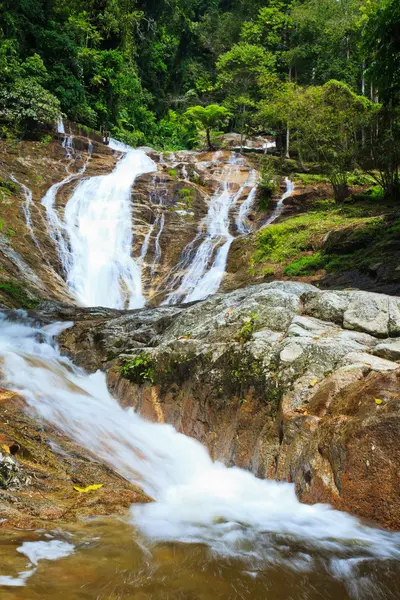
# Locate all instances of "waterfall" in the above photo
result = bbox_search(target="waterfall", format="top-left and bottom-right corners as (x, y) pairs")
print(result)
(41, 143), (93, 271)
(10, 176), (41, 250)
(265, 177), (294, 226)
(164, 154), (256, 304)
(0, 313), (399, 590)
(62, 135), (74, 159)
(56, 118), (65, 134)
(150, 213), (165, 275)
(236, 168), (259, 235)
(63, 149), (156, 309)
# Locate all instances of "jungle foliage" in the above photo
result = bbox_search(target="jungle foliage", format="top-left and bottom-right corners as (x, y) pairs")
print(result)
(0, 0), (399, 174)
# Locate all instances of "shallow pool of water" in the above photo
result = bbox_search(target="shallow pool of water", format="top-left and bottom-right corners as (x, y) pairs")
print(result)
(1, 517), (399, 600)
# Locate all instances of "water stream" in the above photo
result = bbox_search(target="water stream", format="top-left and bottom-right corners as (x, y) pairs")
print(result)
(164, 154), (257, 304)
(264, 177), (294, 226)
(0, 314), (399, 597)
(63, 149), (156, 309)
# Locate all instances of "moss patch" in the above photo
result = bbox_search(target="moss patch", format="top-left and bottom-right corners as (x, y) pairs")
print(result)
(253, 192), (400, 278)
(0, 279), (40, 309)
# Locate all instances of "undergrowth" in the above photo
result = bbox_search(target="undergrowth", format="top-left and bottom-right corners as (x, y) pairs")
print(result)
(253, 192), (400, 278)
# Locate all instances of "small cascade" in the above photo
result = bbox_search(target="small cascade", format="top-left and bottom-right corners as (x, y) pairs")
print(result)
(265, 177), (294, 226)
(62, 135), (74, 159)
(41, 142), (93, 270)
(57, 118), (74, 158)
(164, 154), (257, 304)
(140, 221), (155, 264)
(56, 118), (65, 134)
(10, 176), (41, 249)
(236, 168), (259, 235)
(63, 149), (156, 309)
(0, 313), (399, 595)
(150, 212), (165, 275)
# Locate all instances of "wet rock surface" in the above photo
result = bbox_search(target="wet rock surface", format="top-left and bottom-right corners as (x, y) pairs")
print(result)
(0, 387), (151, 529)
(34, 281), (400, 530)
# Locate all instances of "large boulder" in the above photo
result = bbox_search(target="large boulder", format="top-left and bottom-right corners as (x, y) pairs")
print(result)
(45, 282), (400, 530)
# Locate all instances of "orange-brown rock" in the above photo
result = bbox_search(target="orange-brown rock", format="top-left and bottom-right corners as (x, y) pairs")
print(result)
(0, 386), (151, 530)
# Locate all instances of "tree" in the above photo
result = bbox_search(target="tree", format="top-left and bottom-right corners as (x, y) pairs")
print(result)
(184, 104), (231, 150)
(0, 79), (61, 132)
(262, 80), (377, 201)
(363, 0), (400, 106)
(359, 107), (400, 201)
(217, 43), (276, 144)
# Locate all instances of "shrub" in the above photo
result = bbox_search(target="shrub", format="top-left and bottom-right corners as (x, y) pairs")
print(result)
(234, 312), (259, 343)
(0, 79), (61, 132)
(120, 354), (155, 385)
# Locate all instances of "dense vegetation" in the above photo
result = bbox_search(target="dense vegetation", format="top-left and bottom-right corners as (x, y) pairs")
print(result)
(0, 1), (399, 193)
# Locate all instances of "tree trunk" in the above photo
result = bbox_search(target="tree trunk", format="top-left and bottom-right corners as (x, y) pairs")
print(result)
(240, 103), (247, 150)
(285, 126), (290, 159)
(332, 183), (350, 203)
(206, 128), (213, 151)
(286, 68), (292, 159)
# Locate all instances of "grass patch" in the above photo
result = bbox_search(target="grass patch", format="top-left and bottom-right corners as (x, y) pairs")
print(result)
(284, 253), (325, 276)
(294, 173), (331, 185)
(253, 192), (400, 278)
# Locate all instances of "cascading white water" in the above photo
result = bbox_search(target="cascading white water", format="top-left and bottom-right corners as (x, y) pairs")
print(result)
(265, 176), (294, 226)
(10, 176), (41, 250)
(63, 149), (156, 309)
(56, 118), (65, 134)
(41, 143), (93, 270)
(164, 154), (257, 304)
(0, 313), (399, 595)
(236, 168), (259, 235)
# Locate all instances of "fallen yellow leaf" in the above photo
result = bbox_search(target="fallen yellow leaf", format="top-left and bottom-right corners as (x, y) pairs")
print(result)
(73, 484), (103, 493)
(310, 378), (318, 387)
(375, 398), (383, 405)
(1, 444), (11, 454)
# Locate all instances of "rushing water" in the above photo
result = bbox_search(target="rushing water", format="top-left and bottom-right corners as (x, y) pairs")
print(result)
(0, 314), (399, 598)
(41, 143), (93, 271)
(236, 168), (259, 234)
(164, 154), (258, 304)
(63, 149), (156, 309)
(264, 177), (294, 226)
(41, 131), (292, 307)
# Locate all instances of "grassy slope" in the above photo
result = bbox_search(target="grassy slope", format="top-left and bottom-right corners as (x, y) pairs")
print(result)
(249, 181), (400, 290)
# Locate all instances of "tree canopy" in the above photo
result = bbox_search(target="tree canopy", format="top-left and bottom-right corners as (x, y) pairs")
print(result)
(0, 0), (398, 166)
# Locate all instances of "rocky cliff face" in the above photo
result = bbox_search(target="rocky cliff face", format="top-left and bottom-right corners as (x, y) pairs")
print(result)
(30, 282), (399, 530)
(0, 133), (266, 308)
(1, 132), (399, 533)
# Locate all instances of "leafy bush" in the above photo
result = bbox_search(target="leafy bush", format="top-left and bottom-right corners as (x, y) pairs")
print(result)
(120, 354), (155, 385)
(0, 79), (61, 132)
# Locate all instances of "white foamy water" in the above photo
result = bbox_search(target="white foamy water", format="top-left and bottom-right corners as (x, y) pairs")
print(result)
(165, 154), (257, 304)
(41, 143), (92, 271)
(63, 149), (156, 308)
(0, 313), (399, 592)
(10, 175), (42, 250)
(236, 168), (259, 235)
(0, 538), (74, 587)
(56, 118), (65, 134)
(265, 177), (294, 226)
(17, 540), (75, 566)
